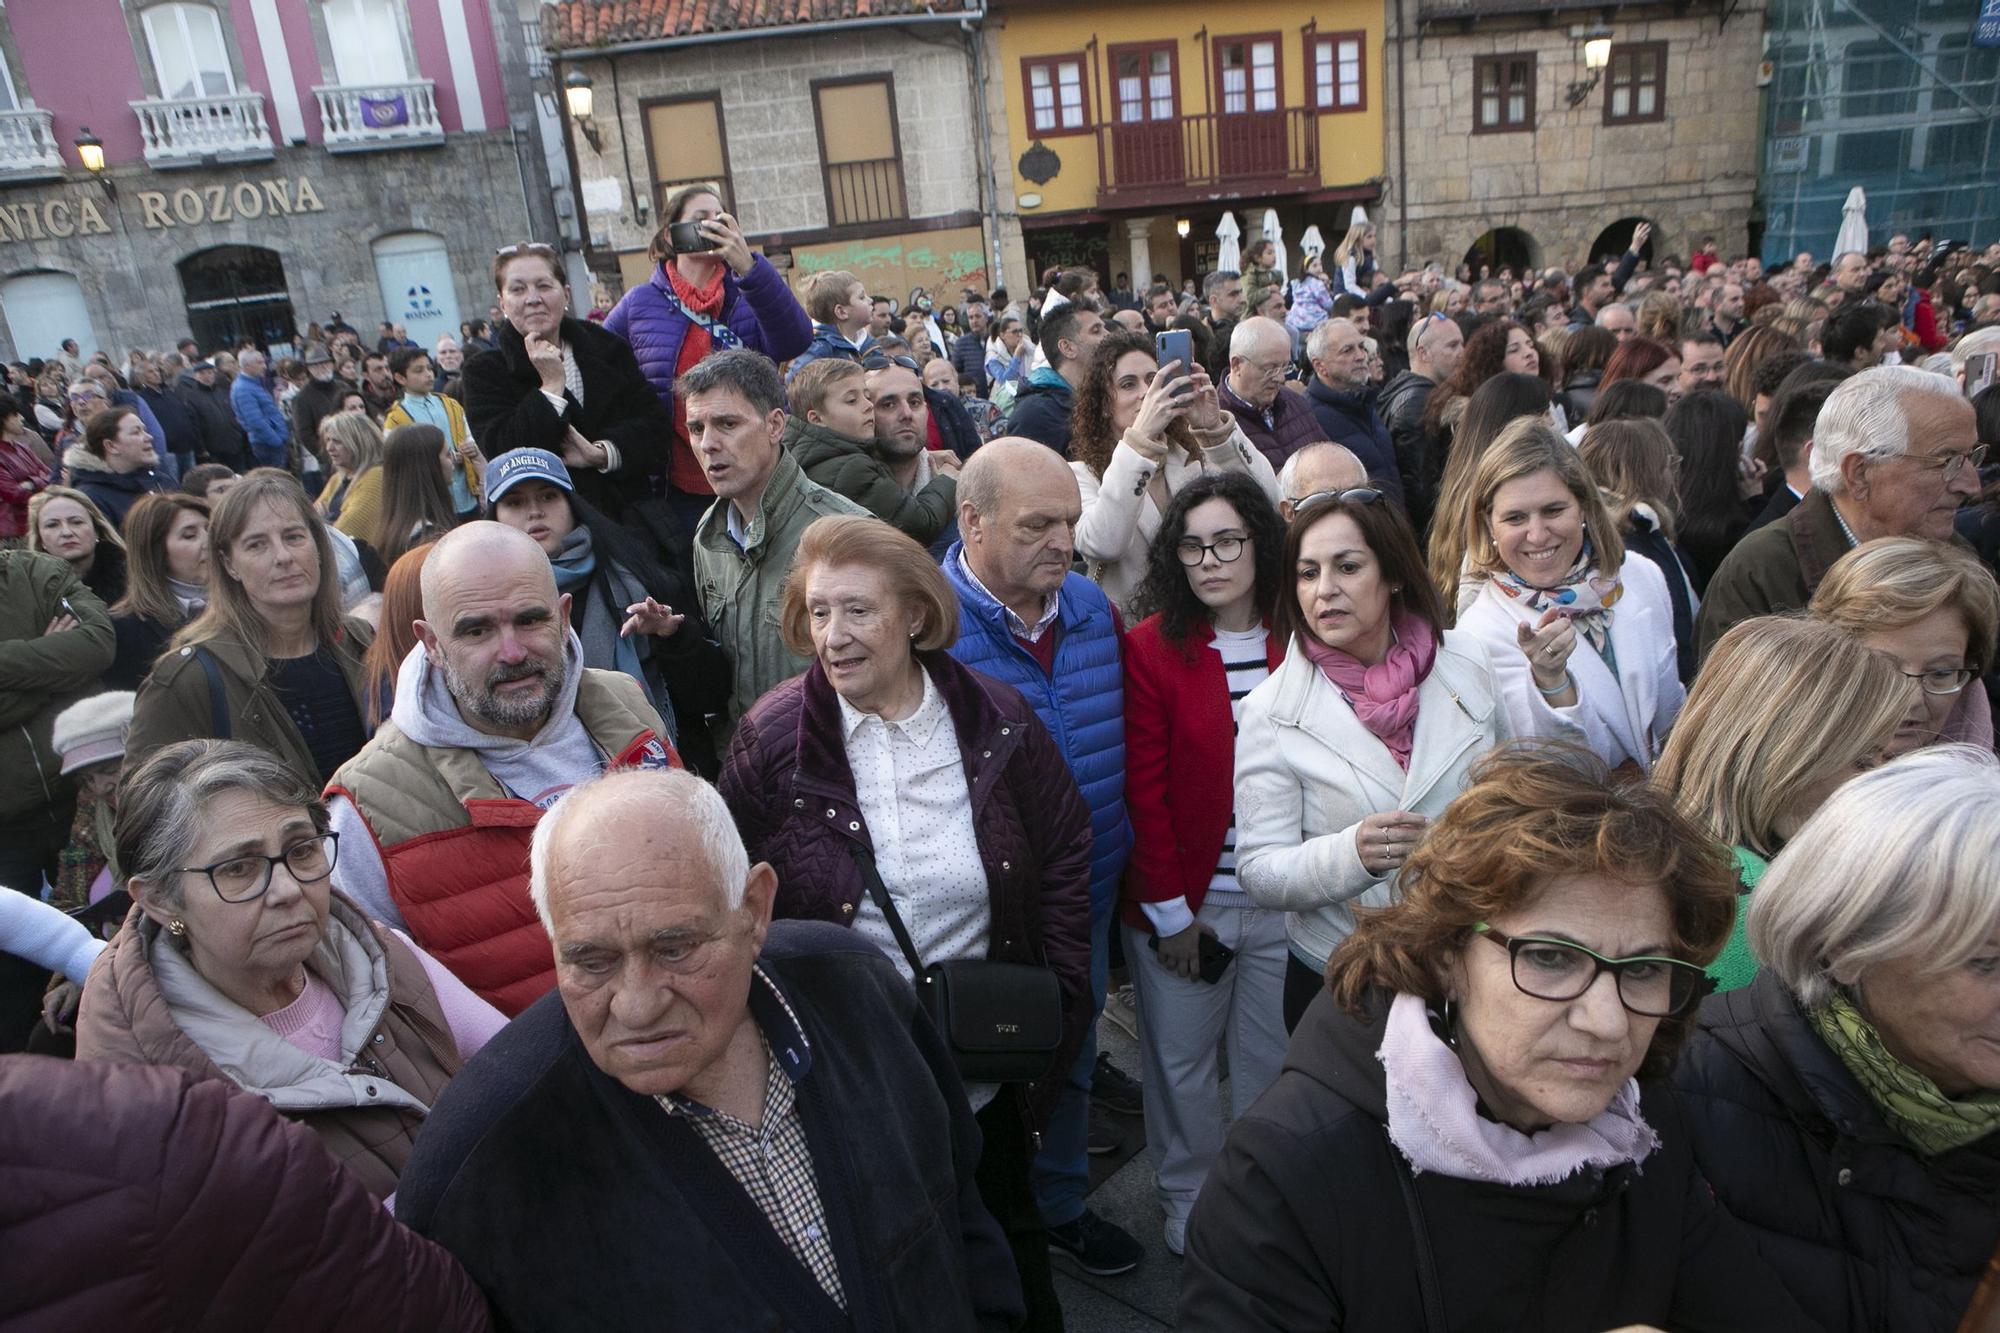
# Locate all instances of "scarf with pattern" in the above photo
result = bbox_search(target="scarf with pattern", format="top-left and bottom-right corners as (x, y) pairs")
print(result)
(1490, 533), (1623, 657)
(1810, 992), (2000, 1156)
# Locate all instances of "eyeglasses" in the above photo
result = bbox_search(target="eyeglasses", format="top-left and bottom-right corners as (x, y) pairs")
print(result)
(178, 832), (340, 904)
(1901, 666), (1975, 695)
(1473, 923), (1712, 1018)
(1910, 443), (1987, 479)
(1290, 487), (1386, 511)
(1175, 534), (1249, 566)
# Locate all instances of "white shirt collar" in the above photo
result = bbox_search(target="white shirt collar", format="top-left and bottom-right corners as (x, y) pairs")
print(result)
(955, 550), (1059, 641)
(836, 662), (947, 746)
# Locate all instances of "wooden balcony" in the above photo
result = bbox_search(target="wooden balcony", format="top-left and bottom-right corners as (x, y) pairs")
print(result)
(129, 93), (274, 167)
(0, 108), (63, 181)
(1097, 108), (1319, 209)
(825, 157), (907, 228)
(314, 80), (445, 152)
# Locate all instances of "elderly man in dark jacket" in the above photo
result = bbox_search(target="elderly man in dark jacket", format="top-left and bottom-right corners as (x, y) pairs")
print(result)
(398, 769), (1024, 1333)
(1217, 317), (1322, 472)
(1301, 317), (1402, 504)
(0, 1056), (491, 1331)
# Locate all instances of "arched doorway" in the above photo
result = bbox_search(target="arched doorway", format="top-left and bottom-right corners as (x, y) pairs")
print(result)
(178, 245), (297, 351)
(1591, 217), (1656, 267)
(1462, 227), (1539, 280)
(1, 270), (96, 359)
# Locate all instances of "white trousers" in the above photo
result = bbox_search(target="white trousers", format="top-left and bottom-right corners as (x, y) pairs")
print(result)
(1123, 900), (1290, 1224)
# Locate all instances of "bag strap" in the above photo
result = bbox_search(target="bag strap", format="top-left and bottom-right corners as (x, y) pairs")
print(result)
(654, 281), (744, 349)
(1387, 1137), (1447, 1333)
(192, 646), (231, 741)
(846, 842), (928, 979)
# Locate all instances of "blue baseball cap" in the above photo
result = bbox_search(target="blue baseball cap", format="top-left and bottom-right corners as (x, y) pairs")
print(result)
(484, 448), (574, 502)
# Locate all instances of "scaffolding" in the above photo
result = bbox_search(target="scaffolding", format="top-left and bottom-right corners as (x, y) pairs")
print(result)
(1757, 0), (2000, 262)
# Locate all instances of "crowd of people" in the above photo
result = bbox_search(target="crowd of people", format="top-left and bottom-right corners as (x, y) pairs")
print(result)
(5, 189), (2000, 1333)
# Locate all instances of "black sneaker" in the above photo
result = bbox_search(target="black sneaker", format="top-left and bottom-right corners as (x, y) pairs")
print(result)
(1087, 1109), (1123, 1156)
(1047, 1208), (1144, 1276)
(1090, 1053), (1144, 1115)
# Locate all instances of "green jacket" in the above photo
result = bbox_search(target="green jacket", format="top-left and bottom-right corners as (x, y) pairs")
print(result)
(783, 415), (956, 545)
(0, 550), (115, 824)
(1706, 845), (1767, 995)
(693, 449), (866, 731)
(125, 620), (375, 787)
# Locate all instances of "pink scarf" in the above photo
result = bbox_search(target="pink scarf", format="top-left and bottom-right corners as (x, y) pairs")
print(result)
(1378, 992), (1659, 1186)
(1300, 609), (1437, 769)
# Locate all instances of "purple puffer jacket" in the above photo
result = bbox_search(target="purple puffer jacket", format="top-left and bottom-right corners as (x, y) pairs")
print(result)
(718, 651), (1094, 1130)
(604, 255), (813, 409)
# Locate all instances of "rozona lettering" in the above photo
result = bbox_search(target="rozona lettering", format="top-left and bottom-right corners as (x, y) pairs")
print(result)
(134, 176), (326, 230)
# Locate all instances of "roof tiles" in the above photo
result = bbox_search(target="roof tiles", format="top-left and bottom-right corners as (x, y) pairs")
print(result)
(547, 0), (978, 50)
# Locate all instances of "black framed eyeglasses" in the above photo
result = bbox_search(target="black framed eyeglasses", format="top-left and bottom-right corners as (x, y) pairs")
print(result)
(1473, 923), (1712, 1018)
(1175, 534), (1249, 566)
(1290, 487), (1385, 512)
(178, 832), (340, 904)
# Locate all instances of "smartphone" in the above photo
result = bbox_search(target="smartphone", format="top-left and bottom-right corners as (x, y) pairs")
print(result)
(1968, 352), (1998, 400)
(1155, 328), (1192, 374)
(668, 219), (719, 254)
(1148, 930), (1237, 984)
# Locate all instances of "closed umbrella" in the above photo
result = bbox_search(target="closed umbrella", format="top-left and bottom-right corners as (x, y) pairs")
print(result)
(1216, 212), (1241, 274)
(1299, 225), (1327, 259)
(1262, 209), (1288, 281)
(1833, 186), (1869, 258)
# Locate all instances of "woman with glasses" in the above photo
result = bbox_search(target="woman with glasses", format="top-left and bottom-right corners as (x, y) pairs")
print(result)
(1183, 746), (1814, 1331)
(1119, 472), (1290, 1256)
(1234, 490), (1507, 1033)
(1808, 536), (2000, 752)
(1068, 330), (1277, 614)
(76, 739), (505, 1202)
(1453, 419), (1684, 774)
(1672, 746), (2000, 1332)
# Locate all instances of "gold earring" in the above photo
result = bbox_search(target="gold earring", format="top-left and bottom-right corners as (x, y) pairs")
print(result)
(168, 919), (189, 938)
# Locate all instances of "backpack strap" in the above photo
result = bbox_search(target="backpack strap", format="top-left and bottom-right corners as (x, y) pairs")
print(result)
(192, 646), (231, 741)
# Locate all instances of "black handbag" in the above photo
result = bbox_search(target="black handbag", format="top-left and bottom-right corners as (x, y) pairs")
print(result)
(849, 844), (1063, 1084)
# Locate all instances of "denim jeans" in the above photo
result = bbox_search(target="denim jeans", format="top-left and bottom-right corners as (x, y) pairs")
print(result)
(1030, 908), (1110, 1228)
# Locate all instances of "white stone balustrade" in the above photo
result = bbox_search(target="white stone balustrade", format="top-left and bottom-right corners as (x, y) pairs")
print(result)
(129, 93), (274, 166)
(0, 107), (63, 179)
(313, 80), (444, 152)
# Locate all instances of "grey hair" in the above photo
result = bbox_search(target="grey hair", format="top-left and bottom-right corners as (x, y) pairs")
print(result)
(528, 768), (749, 934)
(1230, 315), (1290, 360)
(1277, 440), (1365, 501)
(114, 740), (328, 910)
(1305, 317), (1360, 364)
(1748, 744), (2000, 1009)
(1951, 325), (2000, 371)
(673, 347), (785, 416)
(1807, 364), (1967, 493)
(1202, 269), (1240, 298)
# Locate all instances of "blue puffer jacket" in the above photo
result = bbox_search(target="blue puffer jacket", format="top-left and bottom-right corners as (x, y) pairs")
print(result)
(942, 547), (1129, 916)
(605, 255), (812, 408)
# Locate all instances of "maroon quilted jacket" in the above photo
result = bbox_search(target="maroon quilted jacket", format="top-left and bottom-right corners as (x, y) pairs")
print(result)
(0, 1056), (491, 1332)
(718, 651), (1094, 1128)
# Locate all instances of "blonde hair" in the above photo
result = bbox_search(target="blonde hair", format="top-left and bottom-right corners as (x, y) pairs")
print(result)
(802, 270), (864, 325)
(1808, 536), (2000, 677)
(322, 410), (385, 478)
(1456, 417), (1625, 585)
(171, 469), (346, 659)
(1634, 290), (1685, 343)
(28, 485), (125, 559)
(1654, 617), (1912, 857)
(1749, 744), (2000, 1008)
(777, 516), (958, 657)
(787, 357), (867, 420)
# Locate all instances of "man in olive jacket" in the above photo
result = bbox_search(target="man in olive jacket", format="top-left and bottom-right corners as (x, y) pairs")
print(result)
(0, 550), (115, 892)
(682, 350), (866, 735)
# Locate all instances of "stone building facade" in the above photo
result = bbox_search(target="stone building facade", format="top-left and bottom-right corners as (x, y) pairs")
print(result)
(1383, 0), (1764, 274)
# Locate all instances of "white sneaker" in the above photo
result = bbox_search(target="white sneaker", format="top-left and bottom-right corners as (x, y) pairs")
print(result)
(1163, 1215), (1186, 1257)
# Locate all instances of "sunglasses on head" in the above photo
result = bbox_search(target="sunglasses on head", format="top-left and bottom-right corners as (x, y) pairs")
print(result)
(494, 242), (559, 258)
(1291, 487), (1386, 511)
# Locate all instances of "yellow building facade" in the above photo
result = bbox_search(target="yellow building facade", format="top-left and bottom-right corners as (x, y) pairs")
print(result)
(988, 0), (1385, 289)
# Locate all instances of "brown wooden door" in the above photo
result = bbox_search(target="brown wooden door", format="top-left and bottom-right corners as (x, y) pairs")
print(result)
(1107, 43), (1183, 189)
(1215, 35), (1285, 180)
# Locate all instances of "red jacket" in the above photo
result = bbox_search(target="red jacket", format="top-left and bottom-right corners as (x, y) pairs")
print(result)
(1119, 614), (1285, 932)
(0, 1055), (491, 1331)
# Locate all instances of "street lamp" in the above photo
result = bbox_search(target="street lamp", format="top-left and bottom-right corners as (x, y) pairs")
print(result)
(564, 70), (602, 152)
(74, 128), (105, 173)
(1565, 25), (1614, 107)
(1176, 218), (1191, 239)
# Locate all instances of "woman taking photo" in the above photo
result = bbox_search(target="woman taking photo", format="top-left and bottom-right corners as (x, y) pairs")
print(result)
(1184, 746), (1813, 1331)
(1579, 417), (1700, 682)
(1653, 616), (1912, 992)
(1235, 491), (1508, 1032)
(105, 491), (210, 691)
(29, 485), (127, 605)
(1673, 745), (2000, 1332)
(1454, 419), (1683, 773)
(76, 739), (505, 1202)
(1069, 330), (1277, 613)
(371, 423), (459, 570)
(313, 410), (386, 541)
(126, 471), (375, 786)
(1120, 472), (1290, 1256)
(1809, 537), (2000, 753)
(717, 515), (1093, 1333)
(486, 449), (729, 772)
(462, 242), (670, 520)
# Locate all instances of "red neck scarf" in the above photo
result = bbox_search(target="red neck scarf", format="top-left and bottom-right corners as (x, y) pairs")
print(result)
(666, 260), (726, 494)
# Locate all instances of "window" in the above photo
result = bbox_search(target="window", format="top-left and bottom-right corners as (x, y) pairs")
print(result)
(372, 231), (462, 344)
(1311, 32), (1366, 113)
(141, 3), (235, 100)
(1841, 39), (1916, 119)
(324, 0), (413, 85)
(1473, 54), (1535, 133)
(643, 95), (732, 219)
(1021, 55), (1088, 137)
(0, 50), (18, 112)
(1, 271), (96, 360)
(1604, 42), (1665, 124)
(1115, 45), (1176, 123)
(811, 76), (906, 228)
(1216, 36), (1280, 114)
